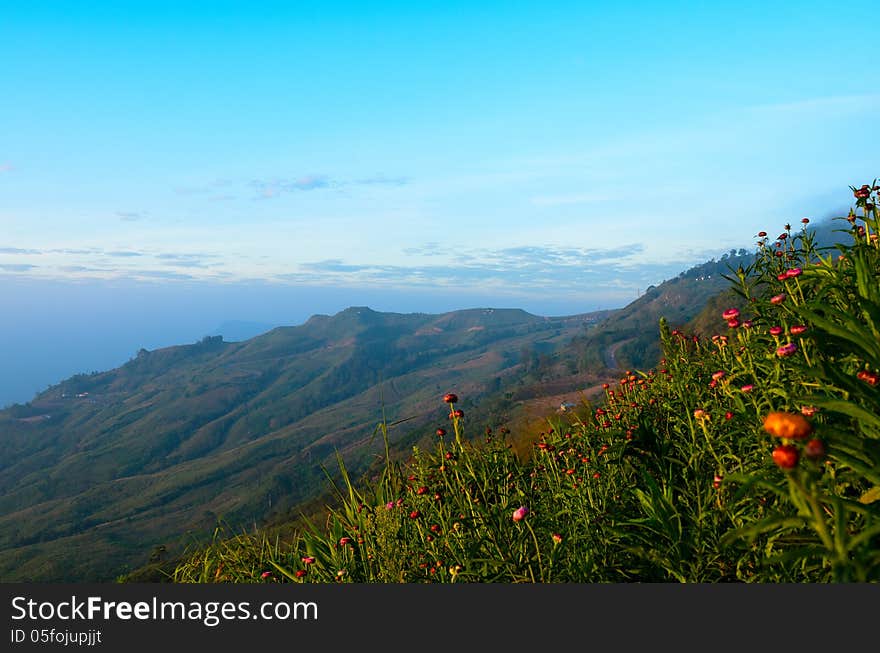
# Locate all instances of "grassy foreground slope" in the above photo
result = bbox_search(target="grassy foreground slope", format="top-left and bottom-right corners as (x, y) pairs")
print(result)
(172, 183), (880, 583)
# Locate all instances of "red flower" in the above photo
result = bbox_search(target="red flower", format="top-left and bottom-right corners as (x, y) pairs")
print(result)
(804, 438), (825, 461)
(772, 444), (799, 469)
(436, 428), (446, 437)
(757, 231), (767, 237)
(295, 569), (307, 578)
(443, 393), (458, 404)
(776, 343), (798, 357)
(769, 326), (783, 336)
(727, 318), (740, 328)
(801, 217), (810, 224)
(713, 475), (723, 489)
(409, 510), (421, 519)
(785, 267), (802, 278)
(789, 325), (808, 335)
(512, 506), (529, 522)
(722, 308), (740, 321)
(770, 293), (786, 305)
(449, 409), (464, 418)
(416, 486), (428, 495)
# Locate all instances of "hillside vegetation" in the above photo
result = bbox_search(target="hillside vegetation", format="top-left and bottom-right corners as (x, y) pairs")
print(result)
(0, 306), (609, 580)
(171, 182), (880, 583)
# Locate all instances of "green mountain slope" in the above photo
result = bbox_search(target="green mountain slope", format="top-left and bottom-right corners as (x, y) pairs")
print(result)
(0, 306), (607, 581)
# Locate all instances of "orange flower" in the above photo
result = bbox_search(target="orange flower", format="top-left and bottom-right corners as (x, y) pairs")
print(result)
(763, 412), (813, 439)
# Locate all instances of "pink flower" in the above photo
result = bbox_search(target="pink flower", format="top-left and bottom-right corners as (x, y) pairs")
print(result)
(770, 294), (786, 305)
(769, 326), (783, 336)
(712, 371), (726, 381)
(741, 384), (754, 393)
(727, 318), (740, 328)
(785, 267), (802, 278)
(261, 571), (273, 579)
(776, 343), (798, 357)
(722, 308), (740, 321)
(790, 324), (808, 335)
(512, 506), (529, 522)
(301, 556), (316, 565)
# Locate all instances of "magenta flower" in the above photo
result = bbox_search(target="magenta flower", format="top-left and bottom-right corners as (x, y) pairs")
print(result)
(776, 343), (798, 357)
(722, 308), (740, 321)
(785, 267), (802, 278)
(302, 556), (316, 565)
(727, 318), (740, 328)
(512, 506), (529, 522)
(790, 324), (808, 335)
(741, 384), (754, 393)
(769, 326), (783, 336)
(770, 294), (786, 305)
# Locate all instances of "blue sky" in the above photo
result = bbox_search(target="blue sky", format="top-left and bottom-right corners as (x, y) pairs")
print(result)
(0, 1), (877, 404)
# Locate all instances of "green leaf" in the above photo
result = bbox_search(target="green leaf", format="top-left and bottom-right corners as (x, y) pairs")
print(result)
(859, 486), (880, 505)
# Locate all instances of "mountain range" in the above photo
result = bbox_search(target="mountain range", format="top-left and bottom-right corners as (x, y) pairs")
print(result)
(1, 228), (835, 581)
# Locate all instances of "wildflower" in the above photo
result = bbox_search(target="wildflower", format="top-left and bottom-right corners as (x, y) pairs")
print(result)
(801, 217), (810, 224)
(785, 267), (802, 278)
(804, 438), (825, 461)
(776, 272), (789, 282)
(857, 370), (879, 386)
(551, 533), (563, 545)
(800, 406), (818, 417)
(769, 326), (783, 336)
(592, 472), (601, 479)
(339, 537), (352, 546)
(302, 556), (316, 565)
(416, 486), (428, 495)
(772, 444), (799, 469)
(693, 408), (709, 421)
(725, 411), (734, 420)
(261, 571), (273, 579)
(436, 428), (446, 437)
(385, 501), (394, 510)
(763, 412), (813, 439)
(789, 324), (808, 335)
(776, 342), (798, 357)
(741, 384), (754, 392)
(722, 308), (740, 321)
(512, 506), (529, 522)
(336, 570), (346, 579)
(726, 317), (741, 329)
(449, 409), (464, 419)
(712, 371), (726, 381)
(770, 293), (786, 305)
(854, 185), (871, 199)
(713, 475), (723, 489)
(295, 569), (307, 579)
(742, 320), (753, 329)
(758, 231), (767, 237)
(409, 510), (421, 519)
(443, 393), (458, 404)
